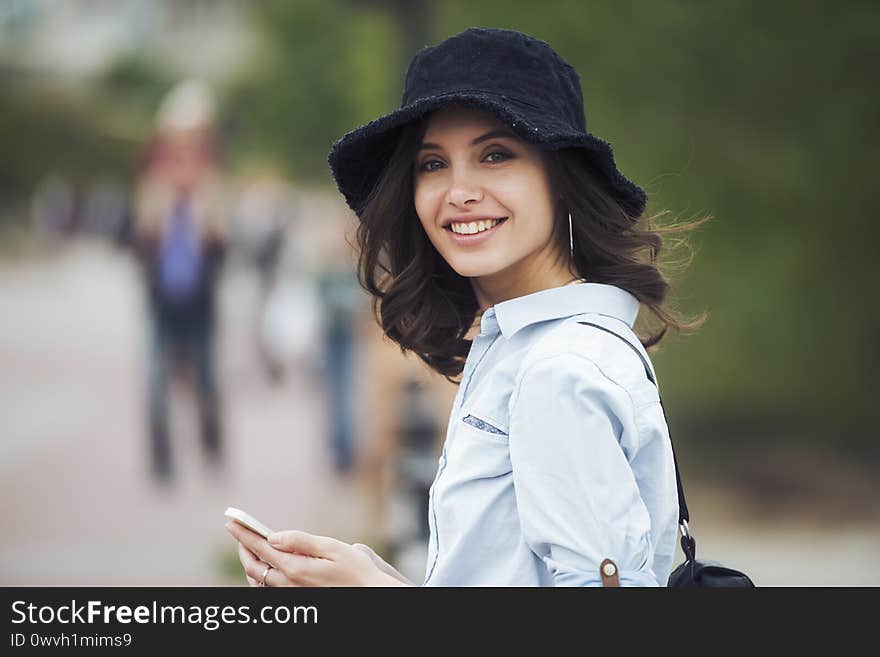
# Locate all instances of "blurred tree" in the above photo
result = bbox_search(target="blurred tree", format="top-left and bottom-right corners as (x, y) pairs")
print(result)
(350, 0), (433, 68)
(0, 53), (174, 224)
(0, 92), (136, 222)
(95, 53), (177, 129)
(226, 0), (401, 182)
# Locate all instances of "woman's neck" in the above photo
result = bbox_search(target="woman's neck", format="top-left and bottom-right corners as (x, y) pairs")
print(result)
(471, 259), (581, 313)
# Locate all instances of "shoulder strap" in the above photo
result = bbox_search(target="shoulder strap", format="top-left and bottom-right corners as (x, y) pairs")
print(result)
(577, 321), (696, 561)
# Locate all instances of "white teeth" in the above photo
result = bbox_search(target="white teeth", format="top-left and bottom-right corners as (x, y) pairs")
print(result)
(450, 218), (502, 235)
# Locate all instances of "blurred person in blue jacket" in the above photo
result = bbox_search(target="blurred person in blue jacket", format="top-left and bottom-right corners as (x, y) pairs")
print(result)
(132, 80), (229, 483)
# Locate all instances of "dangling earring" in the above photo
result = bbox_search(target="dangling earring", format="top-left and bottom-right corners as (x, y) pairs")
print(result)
(567, 212), (588, 286)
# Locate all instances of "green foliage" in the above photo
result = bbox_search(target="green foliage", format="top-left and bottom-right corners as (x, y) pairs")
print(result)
(0, 54), (171, 217)
(95, 52), (176, 122)
(226, 0), (400, 182)
(0, 91), (138, 213)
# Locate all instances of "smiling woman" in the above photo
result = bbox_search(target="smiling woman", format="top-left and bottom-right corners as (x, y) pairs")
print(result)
(413, 108), (566, 307)
(229, 27), (710, 588)
(351, 101), (707, 381)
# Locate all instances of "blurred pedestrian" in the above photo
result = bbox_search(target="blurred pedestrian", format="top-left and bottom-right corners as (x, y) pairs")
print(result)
(132, 79), (229, 483)
(227, 28), (708, 586)
(230, 171), (294, 382)
(315, 234), (368, 475)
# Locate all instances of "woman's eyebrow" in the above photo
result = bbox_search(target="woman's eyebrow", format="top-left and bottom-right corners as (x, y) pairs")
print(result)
(418, 128), (519, 151)
(471, 129), (518, 145)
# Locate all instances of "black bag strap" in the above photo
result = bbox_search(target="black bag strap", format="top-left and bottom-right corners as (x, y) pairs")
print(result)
(577, 321), (696, 561)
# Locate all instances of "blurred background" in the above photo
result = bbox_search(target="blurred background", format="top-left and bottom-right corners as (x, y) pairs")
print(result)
(1, 0), (877, 586)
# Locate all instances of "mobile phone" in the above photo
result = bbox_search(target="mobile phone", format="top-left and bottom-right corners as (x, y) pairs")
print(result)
(224, 507), (274, 539)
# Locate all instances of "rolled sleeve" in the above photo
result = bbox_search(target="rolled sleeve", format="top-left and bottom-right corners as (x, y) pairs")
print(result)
(508, 354), (659, 587)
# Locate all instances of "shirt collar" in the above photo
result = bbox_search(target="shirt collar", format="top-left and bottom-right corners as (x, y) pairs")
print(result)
(480, 283), (640, 339)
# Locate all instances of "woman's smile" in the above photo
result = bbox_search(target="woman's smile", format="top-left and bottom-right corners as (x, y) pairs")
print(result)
(445, 216), (508, 244)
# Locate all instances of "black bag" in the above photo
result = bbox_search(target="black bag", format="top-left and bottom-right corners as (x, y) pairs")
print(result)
(578, 322), (755, 588)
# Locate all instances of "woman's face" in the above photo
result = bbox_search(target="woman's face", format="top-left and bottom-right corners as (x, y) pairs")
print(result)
(413, 106), (564, 293)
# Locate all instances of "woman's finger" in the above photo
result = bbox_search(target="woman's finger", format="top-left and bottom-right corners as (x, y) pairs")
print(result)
(237, 541), (263, 581)
(226, 521), (291, 568)
(267, 529), (343, 559)
(238, 542), (266, 579)
(238, 543), (280, 586)
(237, 539), (258, 564)
(236, 531), (326, 586)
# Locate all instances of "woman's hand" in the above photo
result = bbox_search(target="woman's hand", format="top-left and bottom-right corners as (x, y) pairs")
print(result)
(225, 521), (412, 587)
(350, 542), (417, 586)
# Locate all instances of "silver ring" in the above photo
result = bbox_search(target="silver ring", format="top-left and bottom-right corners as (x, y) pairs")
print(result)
(259, 564), (273, 587)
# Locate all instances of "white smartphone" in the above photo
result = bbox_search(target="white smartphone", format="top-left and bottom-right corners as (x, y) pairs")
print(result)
(224, 507), (274, 539)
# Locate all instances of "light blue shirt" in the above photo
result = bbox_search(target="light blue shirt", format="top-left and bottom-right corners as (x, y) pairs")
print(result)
(421, 282), (679, 586)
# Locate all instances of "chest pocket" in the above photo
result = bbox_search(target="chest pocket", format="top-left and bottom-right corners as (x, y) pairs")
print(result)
(462, 414), (507, 435)
(445, 411), (512, 482)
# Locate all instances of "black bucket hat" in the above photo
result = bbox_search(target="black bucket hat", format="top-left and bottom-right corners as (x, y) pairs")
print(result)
(328, 27), (647, 219)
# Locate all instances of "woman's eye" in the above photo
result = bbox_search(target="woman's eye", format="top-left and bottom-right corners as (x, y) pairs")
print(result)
(418, 159), (444, 172)
(484, 151), (512, 164)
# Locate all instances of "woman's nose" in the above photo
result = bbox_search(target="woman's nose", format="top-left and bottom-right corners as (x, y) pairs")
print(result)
(446, 173), (483, 207)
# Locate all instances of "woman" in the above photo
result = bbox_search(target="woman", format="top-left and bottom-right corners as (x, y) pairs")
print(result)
(227, 27), (707, 587)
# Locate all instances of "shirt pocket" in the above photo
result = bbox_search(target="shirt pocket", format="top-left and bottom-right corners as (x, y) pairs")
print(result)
(446, 411), (512, 481)
(462, 414), (508, 437)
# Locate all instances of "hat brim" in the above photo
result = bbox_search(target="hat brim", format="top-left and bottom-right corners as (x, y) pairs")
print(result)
(328, 91), (647, 218)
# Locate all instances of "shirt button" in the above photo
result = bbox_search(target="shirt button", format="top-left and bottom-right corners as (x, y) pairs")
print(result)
(602, 562), (617, 577)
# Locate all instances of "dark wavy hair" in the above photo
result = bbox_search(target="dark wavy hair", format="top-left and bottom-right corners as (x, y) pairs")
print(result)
(355, 115), (709, 383)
